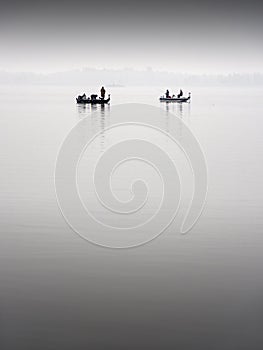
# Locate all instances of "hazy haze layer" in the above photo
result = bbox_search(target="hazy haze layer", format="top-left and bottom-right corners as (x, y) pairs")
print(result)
(1, 0), (263, 73)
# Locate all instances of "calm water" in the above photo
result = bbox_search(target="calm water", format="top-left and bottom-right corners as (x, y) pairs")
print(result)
(0, 85), (263, 349)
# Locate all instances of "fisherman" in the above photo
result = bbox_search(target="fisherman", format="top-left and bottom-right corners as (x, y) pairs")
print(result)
(91, 94), (97, 100)
(77, 93), (86, 102)
(165, 89), (170, 98)
(177, 89), (183, 98)
(100, 86), (106, 99)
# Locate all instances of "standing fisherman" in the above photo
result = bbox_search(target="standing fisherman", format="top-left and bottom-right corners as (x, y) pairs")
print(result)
(100, 86), (106, 99)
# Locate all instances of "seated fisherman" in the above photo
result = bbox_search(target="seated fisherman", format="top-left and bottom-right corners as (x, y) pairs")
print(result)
(177, 89), (183, 98)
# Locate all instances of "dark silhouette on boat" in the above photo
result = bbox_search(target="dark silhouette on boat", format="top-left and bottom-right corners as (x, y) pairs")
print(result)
(76, 92), (110, 104)
(160, 92), (191, 103)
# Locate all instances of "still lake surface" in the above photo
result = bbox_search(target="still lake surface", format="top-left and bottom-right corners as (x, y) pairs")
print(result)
(0, 85), (263, 349)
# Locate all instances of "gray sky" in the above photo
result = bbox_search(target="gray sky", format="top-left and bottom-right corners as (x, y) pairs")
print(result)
(1, 0), (262, 73)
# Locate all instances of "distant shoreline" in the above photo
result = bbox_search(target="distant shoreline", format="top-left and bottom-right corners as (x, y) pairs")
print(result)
(0, 69), (263, 86)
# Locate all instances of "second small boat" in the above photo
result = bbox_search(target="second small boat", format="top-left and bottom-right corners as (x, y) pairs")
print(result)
(160, 92), (191, 103)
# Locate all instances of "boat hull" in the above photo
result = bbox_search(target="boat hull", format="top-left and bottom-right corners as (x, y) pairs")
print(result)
(159, 97), (190, 103)
(76, 97), (110, 104)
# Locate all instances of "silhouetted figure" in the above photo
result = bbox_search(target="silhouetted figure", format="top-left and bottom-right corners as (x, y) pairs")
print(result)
(100, 86), (106, 99)
(177, 89), (183, 98)
(77, 93), (86, 102)
(165, 89), (169, 98)
(91, 94), (98, 100)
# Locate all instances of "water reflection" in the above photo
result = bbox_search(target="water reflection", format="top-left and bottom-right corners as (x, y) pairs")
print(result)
(100, 105), (106, 152)
(178, 102), (183, 117)
(161, 101), (192, 142)
(76, 102), (192, 153)
(76, 103), (88, 118)
(76, 104), (111, 153)
(162, 101), (190, 120)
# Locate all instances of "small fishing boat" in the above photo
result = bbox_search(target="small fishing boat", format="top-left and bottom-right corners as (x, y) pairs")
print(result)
(76, 94), (110, 104)
(160, 92), (191, 103)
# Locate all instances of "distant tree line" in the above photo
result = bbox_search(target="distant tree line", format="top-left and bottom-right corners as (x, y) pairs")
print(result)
(0, 68), (263, 86)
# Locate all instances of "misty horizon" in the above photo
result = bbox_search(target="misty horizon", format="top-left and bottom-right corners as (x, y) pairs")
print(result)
(1, 67), (263, 86)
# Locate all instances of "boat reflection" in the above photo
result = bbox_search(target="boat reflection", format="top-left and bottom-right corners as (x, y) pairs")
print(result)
(162, 101), (191, 121)
(76, 103), (111, 153)
(76, 101), (191, 154)
(77, 103), (110, 119)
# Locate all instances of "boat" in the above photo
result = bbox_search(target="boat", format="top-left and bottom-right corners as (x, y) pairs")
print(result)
(106, 83), (124, 88)
(160, 92), (191, 103)
(76, 94), (110, 104)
